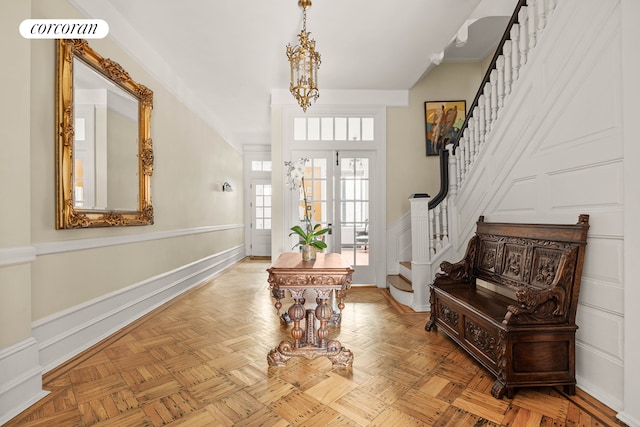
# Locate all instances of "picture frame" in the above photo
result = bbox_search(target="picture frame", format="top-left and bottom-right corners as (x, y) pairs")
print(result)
(424, 100), (466, 156)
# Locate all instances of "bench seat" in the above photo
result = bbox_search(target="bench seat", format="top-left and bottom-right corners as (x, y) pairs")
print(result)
(426, 215), (589, 399)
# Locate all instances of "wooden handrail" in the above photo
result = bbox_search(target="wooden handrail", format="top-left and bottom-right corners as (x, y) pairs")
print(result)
(428, 148), (449, 209)
(452, 0), (527, 154)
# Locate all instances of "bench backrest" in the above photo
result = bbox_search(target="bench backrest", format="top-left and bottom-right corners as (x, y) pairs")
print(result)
(470, 215), (590, 324)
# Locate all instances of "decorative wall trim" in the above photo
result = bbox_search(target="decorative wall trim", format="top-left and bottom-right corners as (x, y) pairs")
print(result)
(32, 245), (245, 372)
(34, 224), (244, 255)
(0, 246), (37, 267)
(0, 338), (48, 426)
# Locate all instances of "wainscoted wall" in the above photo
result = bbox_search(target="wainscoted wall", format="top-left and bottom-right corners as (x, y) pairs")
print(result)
(33, 244), (244, 372)
(450, 0), (628, 415)
(0, 0), (245, 423)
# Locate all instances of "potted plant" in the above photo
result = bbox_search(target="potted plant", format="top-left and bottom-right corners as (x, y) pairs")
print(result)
(289, 222), (329, 261)
(285, 158), (330, 261)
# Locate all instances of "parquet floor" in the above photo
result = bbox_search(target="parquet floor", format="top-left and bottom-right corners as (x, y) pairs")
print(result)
(6, 258), (625, 426)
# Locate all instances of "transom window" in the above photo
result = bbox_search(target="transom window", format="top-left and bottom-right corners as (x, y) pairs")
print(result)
(251, 160), (272, 172)
(294, 117), (374, 141)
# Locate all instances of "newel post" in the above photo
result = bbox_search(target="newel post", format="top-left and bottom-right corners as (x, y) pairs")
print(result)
(409, 195), (432, 312)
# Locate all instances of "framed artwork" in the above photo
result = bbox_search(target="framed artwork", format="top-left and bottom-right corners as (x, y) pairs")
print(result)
(424, 100), (466, 156)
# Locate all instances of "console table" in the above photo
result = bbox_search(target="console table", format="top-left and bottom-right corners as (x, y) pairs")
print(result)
(267, 252), (354, 367)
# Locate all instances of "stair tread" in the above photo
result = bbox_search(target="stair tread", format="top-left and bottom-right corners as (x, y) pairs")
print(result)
(399, 261), (412, 270)
(387, 275), (413, 293)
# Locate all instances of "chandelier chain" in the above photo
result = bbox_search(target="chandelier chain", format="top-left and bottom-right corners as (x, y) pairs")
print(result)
(302, 7), (307, 32)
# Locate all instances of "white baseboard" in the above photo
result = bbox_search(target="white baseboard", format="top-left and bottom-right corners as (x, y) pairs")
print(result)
(33, 245), (245, 373)
(410, 302), (431, 313)
(0, 338), (48, 425)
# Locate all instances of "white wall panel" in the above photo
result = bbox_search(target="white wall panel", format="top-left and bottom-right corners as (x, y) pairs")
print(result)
(576, 341), (624, 411)
(581, 237), (623, 284)
(547, 162), (623, 209)
(579, 277), (624, 315)
(576, 305), (623, 359)
(494, 176), (537, 214)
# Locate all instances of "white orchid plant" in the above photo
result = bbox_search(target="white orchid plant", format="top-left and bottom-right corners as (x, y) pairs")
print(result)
(284, 158), (329, 251)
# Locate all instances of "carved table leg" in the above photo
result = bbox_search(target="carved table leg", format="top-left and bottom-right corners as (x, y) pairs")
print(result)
(315, 290), (332, 348)
(288, 290), (306, 348)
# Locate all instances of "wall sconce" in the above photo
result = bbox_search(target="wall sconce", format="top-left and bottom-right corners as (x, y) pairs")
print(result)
(222, 181), (233, 192)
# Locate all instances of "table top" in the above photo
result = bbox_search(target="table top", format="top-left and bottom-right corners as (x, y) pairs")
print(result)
(269, 252), (353, 273)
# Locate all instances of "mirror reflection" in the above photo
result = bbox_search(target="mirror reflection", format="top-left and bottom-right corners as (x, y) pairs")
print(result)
(73, 58), (139, 210)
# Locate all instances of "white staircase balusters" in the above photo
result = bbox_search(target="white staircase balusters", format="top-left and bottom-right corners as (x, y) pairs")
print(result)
(511, 24), (520, 82)
(490, 70), (498, 124)
(497, 55), (506, 109)
(478, 96), (486, 146)
(503, 41), (513, 96)
(537, 0), (547, 32)
(484, 82), (492, 135)
(465, 127), (474, 168)
(447, 143), (458, 198)
(519, 7), (529, 66)
(528, 0), (537, 50)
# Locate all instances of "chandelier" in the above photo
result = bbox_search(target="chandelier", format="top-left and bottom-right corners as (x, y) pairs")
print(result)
(286, 0), (321, 112)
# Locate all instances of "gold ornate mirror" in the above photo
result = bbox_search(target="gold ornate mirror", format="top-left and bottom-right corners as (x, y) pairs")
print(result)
(56, 39), (153, 229)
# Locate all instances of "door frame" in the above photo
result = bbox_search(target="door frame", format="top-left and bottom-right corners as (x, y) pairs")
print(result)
(280, 105), (387, 287)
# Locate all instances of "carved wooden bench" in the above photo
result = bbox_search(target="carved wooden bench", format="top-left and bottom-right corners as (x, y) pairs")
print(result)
(425, 215), (589, 399)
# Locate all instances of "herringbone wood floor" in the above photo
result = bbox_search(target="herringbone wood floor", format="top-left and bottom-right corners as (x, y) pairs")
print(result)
(6, 258), (624, 426)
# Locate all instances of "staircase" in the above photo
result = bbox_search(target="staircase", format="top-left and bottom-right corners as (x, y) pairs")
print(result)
(388, 0), (558, 311)
(387, 262), (413, 307)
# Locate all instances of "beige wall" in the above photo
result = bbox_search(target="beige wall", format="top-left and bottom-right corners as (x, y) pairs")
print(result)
(386, 61), (486, 226)
(5, 0), (245, 323)
(0, 0), (32, 349)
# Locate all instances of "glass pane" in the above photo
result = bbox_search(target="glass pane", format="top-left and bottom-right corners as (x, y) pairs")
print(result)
(264, 207), (271, 218)
(335, 118), (347, 140)
(256, 185), (264, 196)
(256, 207), (263, 217)
(294, 117), (306, 140)
(252, 160), (261, 171)
(264, 219), (271, 229)
(362, 118), (374, 140)
(264, 185), (272, 195)
(348, 117), (361, 141)
(339, 155), (370, 266)
(307, 118), (320, 140)
(263, 161), (272, 171)
(256, 219), (264, 229)
(321, 117), (333, 140)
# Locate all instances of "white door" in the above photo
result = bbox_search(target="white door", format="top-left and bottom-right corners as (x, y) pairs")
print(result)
(250, 179), (272, 257)
(289, 151), (376, 284)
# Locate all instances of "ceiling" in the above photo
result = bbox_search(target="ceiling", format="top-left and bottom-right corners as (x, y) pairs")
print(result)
(70, 0), (516, 149)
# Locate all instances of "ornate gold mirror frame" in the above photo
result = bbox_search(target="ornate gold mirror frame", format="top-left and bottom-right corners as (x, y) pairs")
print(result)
(55, 39), (154, 228)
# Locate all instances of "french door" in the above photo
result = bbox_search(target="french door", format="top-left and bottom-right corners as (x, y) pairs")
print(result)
(289, 151), (376, 284)
(249, 178), (272, 257)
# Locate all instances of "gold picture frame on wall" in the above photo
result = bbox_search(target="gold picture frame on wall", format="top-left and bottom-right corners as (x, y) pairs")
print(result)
(424, 100), (466, 156)
(55, 39), (154, 228)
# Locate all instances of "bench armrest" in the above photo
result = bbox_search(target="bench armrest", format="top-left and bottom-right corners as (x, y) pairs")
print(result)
(433, 235), (478, 286)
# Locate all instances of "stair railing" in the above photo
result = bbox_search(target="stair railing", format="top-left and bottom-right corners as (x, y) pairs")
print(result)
(425, 0), (558, 258)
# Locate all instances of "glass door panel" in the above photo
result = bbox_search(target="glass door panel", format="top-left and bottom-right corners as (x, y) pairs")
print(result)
(339, 156), (371, 279)
(289, 151), (375, 284)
